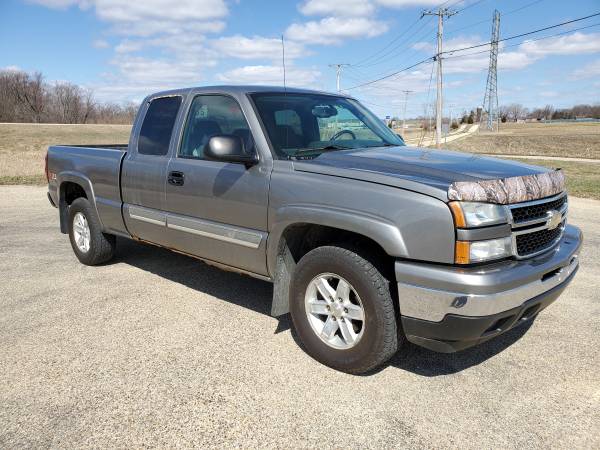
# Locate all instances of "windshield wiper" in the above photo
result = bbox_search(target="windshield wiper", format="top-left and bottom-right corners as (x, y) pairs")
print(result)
(293, 144), (352, 155)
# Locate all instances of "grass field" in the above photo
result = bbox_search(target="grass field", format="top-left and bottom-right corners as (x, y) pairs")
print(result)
(444, 122), (600, 159)
(0, 123), (131, 185)
(510, 158), (600, 200)
(1, 122), (598, 199)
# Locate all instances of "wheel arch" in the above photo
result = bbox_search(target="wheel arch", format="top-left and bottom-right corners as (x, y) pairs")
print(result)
(57, 172), (101, 234)
(268, 205), (405, 317)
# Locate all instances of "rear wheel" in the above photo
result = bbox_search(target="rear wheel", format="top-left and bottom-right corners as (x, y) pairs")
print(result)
(290, 245), (400, 374)
(68, 197), (115, 265)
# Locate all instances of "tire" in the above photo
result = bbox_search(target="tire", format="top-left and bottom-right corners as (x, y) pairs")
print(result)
(68, 197), (115, 266)
(290, 245), (400, 374)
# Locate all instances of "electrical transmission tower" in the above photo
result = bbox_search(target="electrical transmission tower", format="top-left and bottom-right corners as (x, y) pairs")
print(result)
(481, 9), (500, 131)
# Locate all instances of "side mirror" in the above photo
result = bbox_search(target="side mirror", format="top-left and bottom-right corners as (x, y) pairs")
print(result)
(204, 135), (258, 167)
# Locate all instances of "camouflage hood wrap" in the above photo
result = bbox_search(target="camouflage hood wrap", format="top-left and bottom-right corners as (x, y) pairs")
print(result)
(447, 169), (565, 205)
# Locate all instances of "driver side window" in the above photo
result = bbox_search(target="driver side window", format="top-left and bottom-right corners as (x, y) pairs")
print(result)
(179, 95), (253, 160)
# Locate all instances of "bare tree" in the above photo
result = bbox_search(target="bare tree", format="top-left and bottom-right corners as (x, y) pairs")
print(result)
(504, 103), (526, 122)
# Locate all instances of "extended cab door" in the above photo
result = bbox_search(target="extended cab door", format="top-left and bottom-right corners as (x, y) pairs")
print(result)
(163, 93), (270, 276)
(121, 95), (183, 244)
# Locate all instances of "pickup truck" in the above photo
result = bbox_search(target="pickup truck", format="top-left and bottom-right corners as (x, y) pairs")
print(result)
(46, 86), (582, 374)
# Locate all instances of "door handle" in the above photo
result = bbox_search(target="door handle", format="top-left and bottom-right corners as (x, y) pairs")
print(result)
(168, 171), (185, 186)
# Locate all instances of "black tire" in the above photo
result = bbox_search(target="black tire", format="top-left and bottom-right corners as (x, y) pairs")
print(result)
(290, 245), (400, 374)
(68, 197), (115, 266)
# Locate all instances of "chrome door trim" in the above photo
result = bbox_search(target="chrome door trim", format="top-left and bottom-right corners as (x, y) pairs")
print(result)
(127, 203), (264, 249)
(167, 215), (264, 249)
(128, 205), (167, 226)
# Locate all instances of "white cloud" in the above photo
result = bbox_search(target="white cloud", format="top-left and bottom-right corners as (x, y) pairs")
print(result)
(571, 59), (600, 80)
(30, 0), (228, 23)
(114, 40), (143, 53)
(519, 32), (600, 56)
(211, 35), (308, 60)
(31, 0), (228, 37)
(286, 17), (388, 45)
(26, 0), (76, 7)
(217, 65), (321, 87)
(298, 0), (375, 17)
(32, 0), (228, 101)
(1, 65), (22, 72)
(374, 0), (442, 8)
(92, 39), (109, 49)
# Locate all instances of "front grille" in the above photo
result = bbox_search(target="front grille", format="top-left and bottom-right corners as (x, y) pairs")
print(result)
(508, 192), (567, 258)
(515, 223), (564, 256)
(511, 195), (567, 223)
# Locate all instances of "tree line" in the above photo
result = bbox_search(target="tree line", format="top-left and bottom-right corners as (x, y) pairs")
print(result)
(457, 103), (600, 124)
(0, 69), (137, 124)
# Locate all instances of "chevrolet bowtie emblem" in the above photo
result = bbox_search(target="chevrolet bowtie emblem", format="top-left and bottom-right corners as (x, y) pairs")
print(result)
(547, 210), (562, 230)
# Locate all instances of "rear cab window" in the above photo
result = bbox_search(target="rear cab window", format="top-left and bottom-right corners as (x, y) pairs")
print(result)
(138, 96), (182, 156)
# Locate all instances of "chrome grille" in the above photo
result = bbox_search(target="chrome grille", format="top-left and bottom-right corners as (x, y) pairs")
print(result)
(508, 192), (567, 258)
(511, 195), (567, 224)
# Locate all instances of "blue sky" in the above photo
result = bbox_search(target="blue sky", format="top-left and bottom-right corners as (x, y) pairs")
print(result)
(1, 0), (599, 118)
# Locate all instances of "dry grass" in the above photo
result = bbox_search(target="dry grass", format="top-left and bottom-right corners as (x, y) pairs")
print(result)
(0, 123), (131, 184)
(444, 122), (600, 159)
(510, 158), (600, 201)
(1, 122), (598, 200)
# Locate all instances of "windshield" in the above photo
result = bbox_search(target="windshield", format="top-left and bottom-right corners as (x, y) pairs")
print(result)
(250, 93), (405, 159)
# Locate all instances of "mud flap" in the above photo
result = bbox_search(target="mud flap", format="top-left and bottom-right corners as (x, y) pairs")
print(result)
(271, 238), (296, 317)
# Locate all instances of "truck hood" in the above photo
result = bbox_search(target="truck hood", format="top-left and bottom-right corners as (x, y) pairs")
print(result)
(293, 145), (552, 200)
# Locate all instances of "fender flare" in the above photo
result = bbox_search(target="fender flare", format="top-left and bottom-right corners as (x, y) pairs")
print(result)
(267, 205), (408, 316)
(56, 171), (103, 233)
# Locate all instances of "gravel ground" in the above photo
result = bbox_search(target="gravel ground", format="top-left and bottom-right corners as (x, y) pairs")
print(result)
(1, 186), (598, 449)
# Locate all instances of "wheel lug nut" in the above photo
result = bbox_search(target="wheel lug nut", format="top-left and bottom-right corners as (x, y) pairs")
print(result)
(332, 317), (337, 321)
(344, 308), (348, 313)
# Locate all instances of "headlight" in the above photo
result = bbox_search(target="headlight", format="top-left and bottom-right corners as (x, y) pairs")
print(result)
(449, 201), (508, 227)
(455, 237), (513, 264)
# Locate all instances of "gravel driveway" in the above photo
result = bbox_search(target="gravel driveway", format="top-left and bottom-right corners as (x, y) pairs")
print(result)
(1, 185), (598, 448)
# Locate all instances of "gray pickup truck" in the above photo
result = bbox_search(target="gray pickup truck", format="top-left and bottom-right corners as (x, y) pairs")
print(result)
(46, 86), (582, 373)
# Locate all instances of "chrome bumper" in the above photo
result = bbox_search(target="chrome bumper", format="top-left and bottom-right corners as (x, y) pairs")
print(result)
(396, 224), (582, 322)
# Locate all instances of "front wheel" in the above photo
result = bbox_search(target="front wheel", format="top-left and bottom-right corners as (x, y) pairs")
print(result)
(290, 245), (400, 374)
(68, 197), (115, 266)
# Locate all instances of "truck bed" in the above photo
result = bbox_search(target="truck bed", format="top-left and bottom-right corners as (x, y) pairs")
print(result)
(47, 144), (129, 236)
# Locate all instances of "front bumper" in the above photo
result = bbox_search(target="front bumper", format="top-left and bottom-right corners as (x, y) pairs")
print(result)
(396, 224), (582, 353)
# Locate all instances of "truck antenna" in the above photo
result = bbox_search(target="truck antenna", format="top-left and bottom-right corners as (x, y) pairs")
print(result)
(281, 35), (287, 91)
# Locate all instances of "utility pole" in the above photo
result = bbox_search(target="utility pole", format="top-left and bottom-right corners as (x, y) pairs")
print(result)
(329, 63), (350, 92)
(481, 9), (501, 131)
(422, 8), (456, 148)
(401, 90), (413, 133)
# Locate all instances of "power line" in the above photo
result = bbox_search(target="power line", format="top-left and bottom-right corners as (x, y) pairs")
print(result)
(440, 12), (600, 55)
(346, 11), (600, 98)
(443, 22), (600, 61)
(351, 17), (426, 67)
(446, 0), (546, 36)
(345, 57), (434, 90)
(351, 0), (456, 67)
(353, 17), (435, 68)
(456, 0), (488, 14)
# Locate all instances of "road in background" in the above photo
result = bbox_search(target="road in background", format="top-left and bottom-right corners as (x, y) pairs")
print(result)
(1, 186), (598, 448)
